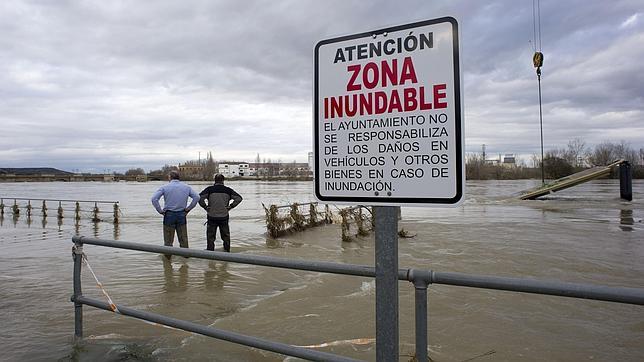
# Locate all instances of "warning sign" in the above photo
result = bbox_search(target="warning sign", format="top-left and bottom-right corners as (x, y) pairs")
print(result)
(314, 17), (464, 205)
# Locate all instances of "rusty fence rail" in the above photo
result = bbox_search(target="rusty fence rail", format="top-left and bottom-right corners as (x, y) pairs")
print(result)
(1, 198), (120, 223)
(71, 236), (644, 362)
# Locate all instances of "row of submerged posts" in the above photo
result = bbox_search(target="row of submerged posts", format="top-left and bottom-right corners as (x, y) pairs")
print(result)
(0, 197), (120, 223)
(262, 202), (380, 242)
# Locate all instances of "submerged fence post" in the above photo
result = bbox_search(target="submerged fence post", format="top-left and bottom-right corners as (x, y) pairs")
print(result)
(26, 200), (32, 217)
(75, 202), (80, 221)
(374, 206), (399, 361)
(324, 204), (332, 224)
(12, 199), (19, 216)
(620, 161), (633, 201)
(340, 209), (351, 242)
(309, 203), (318, 226)
(92, 202), (100, 222)
(72, 240), (84, 338)
(0, 199), (4, 216)
(42, 200), (47, 217)
(58, 202), (64, 219)
(113, 203), (119, 224)
(356, 207), (368, 236)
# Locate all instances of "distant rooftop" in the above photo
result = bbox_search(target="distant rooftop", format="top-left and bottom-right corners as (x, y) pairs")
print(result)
(0, 168), (72, 175)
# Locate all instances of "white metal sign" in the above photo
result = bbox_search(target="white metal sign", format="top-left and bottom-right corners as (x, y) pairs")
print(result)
(314, 17), (464, 205)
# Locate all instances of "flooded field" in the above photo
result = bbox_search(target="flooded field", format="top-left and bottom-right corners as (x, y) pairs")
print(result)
(0, 179), (643, 361)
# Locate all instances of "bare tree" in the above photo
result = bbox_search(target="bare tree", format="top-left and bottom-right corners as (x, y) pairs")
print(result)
(586, 140), (639, 166)
(465, 153), (486, 179)
(203, 151), (217, 180)
(614, 140), (639, 165)
(531, 153), (541, 169)
(587, 141), (617, 166)
(543, 150), (573, 179)
(566, 138), (586, 167)
(161, 164), (178, 177)
(125, 168), (146, 176)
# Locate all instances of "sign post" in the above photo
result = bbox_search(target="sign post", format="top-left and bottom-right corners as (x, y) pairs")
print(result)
(374, 205), (399, 360)
(314, 17), (462, 361)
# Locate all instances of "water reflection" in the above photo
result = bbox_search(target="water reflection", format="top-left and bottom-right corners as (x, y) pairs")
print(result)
(113, 222), (120, 240)
(0, 211), (121, 237)
(162, 257), (188, 292)
(619, 208), (634, 232)
(203, 261), (230, 291)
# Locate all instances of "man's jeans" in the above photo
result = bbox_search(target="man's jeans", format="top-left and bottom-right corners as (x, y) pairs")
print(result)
(163, 210), (189, 252)
(206, 217), (230, 252)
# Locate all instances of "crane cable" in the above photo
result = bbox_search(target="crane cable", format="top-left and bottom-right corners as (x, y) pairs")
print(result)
(532, 0), (544, 69)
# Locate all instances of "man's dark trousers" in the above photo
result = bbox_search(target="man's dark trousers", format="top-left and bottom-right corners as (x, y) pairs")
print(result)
(207, 217), (230, 252)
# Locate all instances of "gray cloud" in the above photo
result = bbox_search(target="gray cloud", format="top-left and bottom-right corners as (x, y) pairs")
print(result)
(0, 0), (642, 171)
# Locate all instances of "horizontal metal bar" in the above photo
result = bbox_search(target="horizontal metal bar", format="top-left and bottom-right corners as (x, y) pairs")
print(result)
(75, 296), (361, 362)
(73, 237), (644, 306)
(72, 236), (376, 278)
(1, 197), (118, 204)
(424, 270), (644, 306)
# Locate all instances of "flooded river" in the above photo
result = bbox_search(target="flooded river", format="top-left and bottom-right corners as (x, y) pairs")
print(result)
(0, 180), (643, 361)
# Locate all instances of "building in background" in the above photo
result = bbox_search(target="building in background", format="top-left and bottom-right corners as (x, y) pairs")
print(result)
(178, 161), (204, 178)
(501, 154), (516, 167)
(217, 161), (312, 179)
(218, 163), (252, 177)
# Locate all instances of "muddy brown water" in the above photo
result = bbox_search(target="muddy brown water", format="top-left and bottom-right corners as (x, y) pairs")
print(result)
(0, 180), (642, 361)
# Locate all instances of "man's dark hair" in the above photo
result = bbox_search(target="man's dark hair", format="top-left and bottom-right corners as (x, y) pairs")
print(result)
(169, 170), (181, 180)
(214, 173), (225, 184)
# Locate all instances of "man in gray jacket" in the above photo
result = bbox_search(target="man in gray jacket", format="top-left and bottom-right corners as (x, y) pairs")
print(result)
(199, 174), (242, 252)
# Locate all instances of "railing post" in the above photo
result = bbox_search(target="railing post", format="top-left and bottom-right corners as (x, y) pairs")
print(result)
(409, 269), (431, 362)
(72, 240), (84, 339)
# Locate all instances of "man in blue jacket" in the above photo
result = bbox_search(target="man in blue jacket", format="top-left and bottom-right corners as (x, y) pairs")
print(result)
(151, 170), (200, 253)
(199, 174), (243, 252)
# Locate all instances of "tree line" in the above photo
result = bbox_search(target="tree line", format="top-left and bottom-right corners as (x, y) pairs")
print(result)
(466, 139), (643, 180)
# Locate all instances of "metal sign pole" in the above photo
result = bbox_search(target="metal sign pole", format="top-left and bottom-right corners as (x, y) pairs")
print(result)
(375, 206), (399, 361)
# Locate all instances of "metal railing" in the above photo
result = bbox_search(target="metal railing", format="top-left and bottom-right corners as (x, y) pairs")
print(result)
(71, 236), (644, 361)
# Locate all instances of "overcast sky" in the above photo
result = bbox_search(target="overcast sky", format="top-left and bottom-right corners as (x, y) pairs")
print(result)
(1, 0), (642, 172)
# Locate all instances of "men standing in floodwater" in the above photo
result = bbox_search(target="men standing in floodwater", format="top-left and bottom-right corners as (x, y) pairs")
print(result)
(151, 170), (200, 255)
(199, 174), (243, 252)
